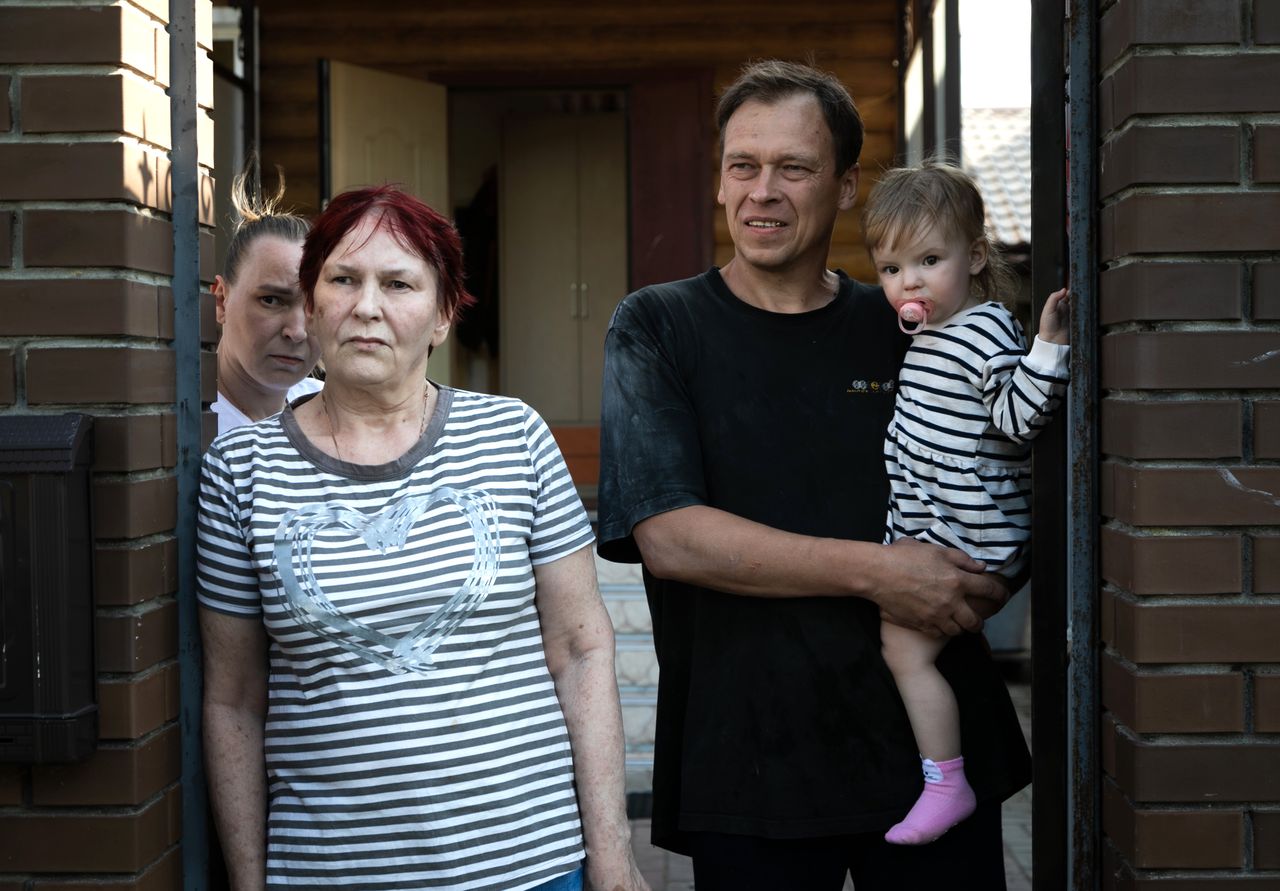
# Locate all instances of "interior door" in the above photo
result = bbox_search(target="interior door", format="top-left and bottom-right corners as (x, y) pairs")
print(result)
(575, 114), (626, 423)
(499, 112), (626, 425)
(500, 114), (580, 422)
(323, 60), (454, 386)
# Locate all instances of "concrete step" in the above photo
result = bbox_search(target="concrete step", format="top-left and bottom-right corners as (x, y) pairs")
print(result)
(616, 634), (659, 690)
(593, 549), (658, 790)
(625, 750), (655, 795)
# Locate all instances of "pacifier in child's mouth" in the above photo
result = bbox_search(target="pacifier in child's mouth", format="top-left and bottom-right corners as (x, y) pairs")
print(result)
(897, 300), (929, 334)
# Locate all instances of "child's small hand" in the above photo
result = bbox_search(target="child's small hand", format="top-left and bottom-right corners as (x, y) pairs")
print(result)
(1039, 288), (1071, 345)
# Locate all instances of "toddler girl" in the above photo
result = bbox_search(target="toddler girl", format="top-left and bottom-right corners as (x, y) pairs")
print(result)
(863, 162), (1070, 845)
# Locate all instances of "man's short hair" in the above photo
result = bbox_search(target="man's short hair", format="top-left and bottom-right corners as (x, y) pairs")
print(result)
(716, 59), (864, 176)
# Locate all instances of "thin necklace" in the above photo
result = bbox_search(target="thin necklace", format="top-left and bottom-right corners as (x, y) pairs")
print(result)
(322, 381), (431, 463)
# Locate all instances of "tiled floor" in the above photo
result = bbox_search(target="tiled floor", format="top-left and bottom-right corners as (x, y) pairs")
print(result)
(629, 676), (1034, 891)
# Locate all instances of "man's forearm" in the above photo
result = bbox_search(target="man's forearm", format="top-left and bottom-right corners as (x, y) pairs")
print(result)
(634, 505), (1006, 636)
(634, 504), (884, 598)
(204, 702), (268, 891)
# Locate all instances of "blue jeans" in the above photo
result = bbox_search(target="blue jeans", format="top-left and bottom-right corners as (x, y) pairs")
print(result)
(530, 864), (584, 891)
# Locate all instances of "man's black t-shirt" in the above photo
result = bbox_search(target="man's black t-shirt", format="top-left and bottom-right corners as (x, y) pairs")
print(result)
(597, 268), (1031, 853)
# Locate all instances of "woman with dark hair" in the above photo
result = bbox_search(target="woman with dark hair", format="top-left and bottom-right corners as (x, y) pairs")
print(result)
(212, 167), (320, 434)
(198, 185), (647, 891)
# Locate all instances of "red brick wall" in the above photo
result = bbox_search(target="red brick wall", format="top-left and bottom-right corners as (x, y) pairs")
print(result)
(0, 1), (216, 885)
(1098, 0), (1280, 884)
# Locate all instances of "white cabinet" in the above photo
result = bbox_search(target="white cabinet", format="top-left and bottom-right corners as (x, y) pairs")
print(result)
(500, 112), (627, 424)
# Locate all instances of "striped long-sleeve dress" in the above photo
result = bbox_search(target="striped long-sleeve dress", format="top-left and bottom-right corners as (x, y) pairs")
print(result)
(883, 301), (1070, 578)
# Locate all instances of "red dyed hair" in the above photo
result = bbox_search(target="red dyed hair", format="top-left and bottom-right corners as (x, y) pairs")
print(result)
(299, 184), (475, 323)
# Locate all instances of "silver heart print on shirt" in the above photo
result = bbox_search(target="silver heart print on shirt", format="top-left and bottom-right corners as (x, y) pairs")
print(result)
(273, 487), (501, 674)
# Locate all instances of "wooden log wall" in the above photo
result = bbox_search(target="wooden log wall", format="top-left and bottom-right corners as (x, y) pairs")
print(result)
(250, 0), (900, 282)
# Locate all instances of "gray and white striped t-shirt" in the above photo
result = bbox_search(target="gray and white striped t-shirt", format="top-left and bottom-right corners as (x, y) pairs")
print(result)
(197, 386), (593, 890)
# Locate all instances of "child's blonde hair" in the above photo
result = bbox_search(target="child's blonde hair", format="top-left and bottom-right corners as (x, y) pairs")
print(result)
(862, 160), (1015, 303)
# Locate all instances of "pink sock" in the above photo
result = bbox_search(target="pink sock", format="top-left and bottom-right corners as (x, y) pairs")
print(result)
(884, 755), (977, 845)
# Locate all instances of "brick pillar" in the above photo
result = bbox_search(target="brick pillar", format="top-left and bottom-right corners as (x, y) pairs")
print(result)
(0, 1), (216, 886)
(1097, 0), (1280, 884)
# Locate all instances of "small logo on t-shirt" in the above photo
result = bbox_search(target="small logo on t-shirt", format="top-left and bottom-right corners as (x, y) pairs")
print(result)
(848, 379), (896, 395)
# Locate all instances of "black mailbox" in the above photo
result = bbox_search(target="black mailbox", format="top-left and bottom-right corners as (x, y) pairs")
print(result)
(0, 413), (97, 762)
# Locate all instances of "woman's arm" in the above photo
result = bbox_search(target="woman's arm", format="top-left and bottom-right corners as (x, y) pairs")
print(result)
(535, 546), (649, 891)
(201, 608), (270, 891)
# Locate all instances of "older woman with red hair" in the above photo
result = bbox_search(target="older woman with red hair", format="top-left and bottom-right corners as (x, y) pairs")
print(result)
(197, 186), (646, 891)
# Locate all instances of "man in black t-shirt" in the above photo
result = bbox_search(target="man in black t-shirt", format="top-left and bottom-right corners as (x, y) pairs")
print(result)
(598, 61), (1030, 890)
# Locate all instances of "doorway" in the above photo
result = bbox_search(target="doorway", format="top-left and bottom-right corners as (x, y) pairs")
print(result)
(319, 73), (632, 482)
(447, 89), (628, 433)
(900, 2), (1098, 885)
(317, 66), (721, 486)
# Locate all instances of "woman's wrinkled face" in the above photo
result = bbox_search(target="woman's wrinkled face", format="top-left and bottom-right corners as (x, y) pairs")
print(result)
(214, 236), (319, 393)
(309, 214), (450, 390)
